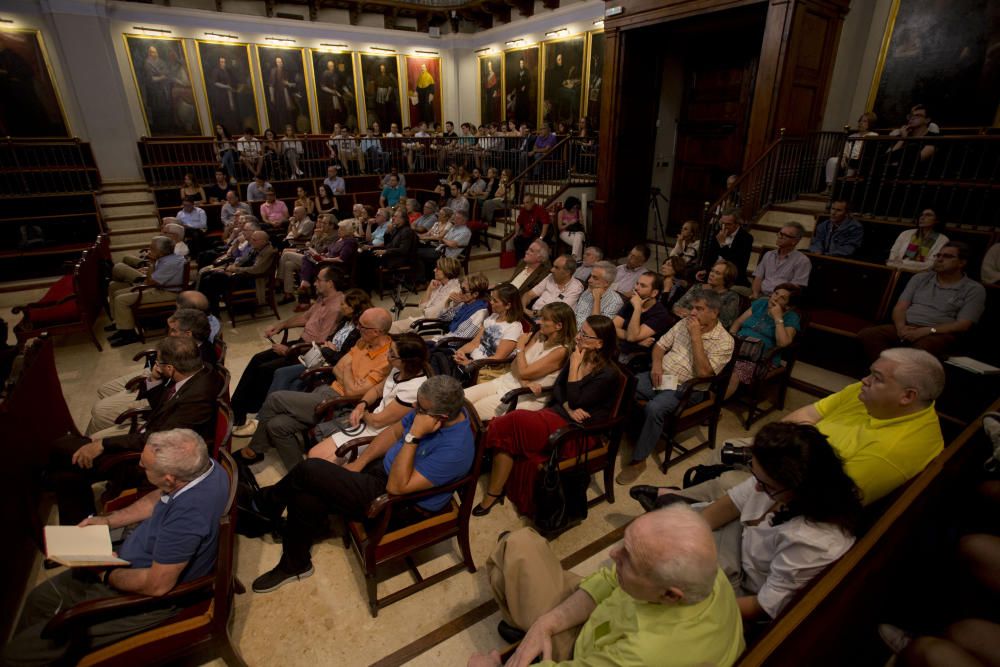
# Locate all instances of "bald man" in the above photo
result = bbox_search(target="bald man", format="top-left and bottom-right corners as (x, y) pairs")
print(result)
(176, 290), (220, 342)
(468, 506), (745, 667)
(238, 307), (393, 471)
(198, 230), (276, 316)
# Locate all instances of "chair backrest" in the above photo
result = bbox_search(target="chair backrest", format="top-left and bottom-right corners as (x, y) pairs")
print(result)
(213, 338), (228, 366)
(456, 401), (487, 515)
(605, 362), (635, 426)
(209, 450), (239, 636)
(212, 400), (234, 456)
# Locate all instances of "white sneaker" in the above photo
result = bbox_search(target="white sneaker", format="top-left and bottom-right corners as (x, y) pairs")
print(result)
(878, 623), (912, 654)
(233, 419), (258, 437)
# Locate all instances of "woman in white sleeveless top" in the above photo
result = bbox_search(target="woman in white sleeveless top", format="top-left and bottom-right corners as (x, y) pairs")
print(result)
(464, 302), (576, 420)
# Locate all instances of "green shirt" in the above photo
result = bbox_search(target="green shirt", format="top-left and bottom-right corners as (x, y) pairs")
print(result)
(815, 381), (943, 505)
(537, 567), (745, 667)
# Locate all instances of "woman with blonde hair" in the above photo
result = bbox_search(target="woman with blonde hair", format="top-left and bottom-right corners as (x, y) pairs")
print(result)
(464, 301), (575, 420)
(390, 256), (464, 333)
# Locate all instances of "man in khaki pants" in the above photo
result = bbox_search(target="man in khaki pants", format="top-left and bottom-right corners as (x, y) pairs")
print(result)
(107, 236), (187, 347)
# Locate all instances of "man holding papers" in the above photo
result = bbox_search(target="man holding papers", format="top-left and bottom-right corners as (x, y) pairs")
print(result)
(4, 429), (229, 665)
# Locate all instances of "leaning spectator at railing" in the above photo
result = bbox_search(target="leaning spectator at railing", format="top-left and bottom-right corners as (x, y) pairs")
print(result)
(220, 190), (251, 231)
(809, 199), (864, 257)
(213, 123), (238, 181)
(205, 168), (235, 203)
(860, 241), (986, 361)
(611, 243), (652, 296)
(823, 112), (878, 194)
(175, 195), (207, 231)
(413, 199), (439, 233)
(237, 127), (263, 178)
(751, 222), (811, 299)
(281, 123), (305, 177)
(260, 188), (290, 233)
(983, 243), (1000, 284)
(179, 172), (206, 205)
(246, 174), (271, 202)
(379, 173), (406, 208)
(886, 103), (939, 165)
(887, 208), (949, 272)
(669, 220), (701, 267)
(359, 126), (383, 166)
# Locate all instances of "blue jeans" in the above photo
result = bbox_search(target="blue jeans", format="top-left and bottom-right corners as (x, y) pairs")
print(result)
(269, 363), (306, 393)
(631, 371), (704, 463)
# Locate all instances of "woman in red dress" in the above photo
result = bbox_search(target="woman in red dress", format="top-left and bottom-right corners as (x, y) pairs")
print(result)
(473, 314), (620, 516)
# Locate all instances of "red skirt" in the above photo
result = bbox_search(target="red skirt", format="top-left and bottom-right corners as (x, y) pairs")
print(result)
(486, 408), (600, 516)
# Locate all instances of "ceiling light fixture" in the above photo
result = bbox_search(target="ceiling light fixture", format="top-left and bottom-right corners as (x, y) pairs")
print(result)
(133, 25), (172, 34)
(505, 39), (525, 47)
(593, 19), (605, 27)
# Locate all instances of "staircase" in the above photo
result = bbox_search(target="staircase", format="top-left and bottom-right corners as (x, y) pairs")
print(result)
(98, 181), (160, 262)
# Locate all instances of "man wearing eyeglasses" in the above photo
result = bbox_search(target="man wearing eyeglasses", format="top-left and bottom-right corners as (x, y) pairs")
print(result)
(522, 254), (584, 315)
(239, 307), (393, 471)
(859, 240), (985, 361)
(751, 222), (811, 300)
(888, 104), (940, 164)
(249, 375), (475, 593)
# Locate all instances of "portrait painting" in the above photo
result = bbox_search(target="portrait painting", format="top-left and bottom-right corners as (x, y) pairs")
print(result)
(196, 41), (260, 136)
(311, 50), (359, 132)
(541, 36), (585, 129)
(256, 45), (310, 133)
(0, 29), (68, 137)
(404, 56), (442, 128)
(585, 31), (605, 126)
(123, 35), (200, 137)
(870, 0), (1000, 128)
(359, 54), (402, 130)
(478, 53), (503, 126)
(503, 46), (539, 128)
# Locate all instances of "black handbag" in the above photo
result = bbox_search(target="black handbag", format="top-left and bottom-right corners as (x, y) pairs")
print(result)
(735, 336), (766, 363)
(533, 442), (591, 537)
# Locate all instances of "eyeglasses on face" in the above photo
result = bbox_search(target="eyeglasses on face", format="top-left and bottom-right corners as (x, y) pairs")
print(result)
(776, 231), (800, 240)
(934, 253), (959, 259)
(750, 467), (788, 499)
(414, 404), (449, 420)
(576, 331), (599, 340)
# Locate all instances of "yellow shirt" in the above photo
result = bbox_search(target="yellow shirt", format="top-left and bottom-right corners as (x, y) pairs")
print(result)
(815, 382), (943, 505)
(537, 567), (744, 667)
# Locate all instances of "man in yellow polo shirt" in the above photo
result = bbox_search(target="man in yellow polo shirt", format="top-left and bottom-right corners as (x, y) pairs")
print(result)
(467, 505), (745, 667)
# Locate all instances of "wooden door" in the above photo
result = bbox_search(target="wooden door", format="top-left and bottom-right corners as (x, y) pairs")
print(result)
(668, 54), (757, 231)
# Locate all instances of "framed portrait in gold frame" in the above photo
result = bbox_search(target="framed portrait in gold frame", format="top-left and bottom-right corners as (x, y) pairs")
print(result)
(502, 46), (539, 128)
(359, 53), (403, 130)
(584, 30), (605, 127)
(404, 55), (442, 128)
(310, 49), (360, 132)
(478, 53), (503, 126)
(0, 27), (70, 137)
(123, 34), (201, 137)
(195, 40), (261, 135)
(541, 35), (585, 130)
(255, 45), (311, 133)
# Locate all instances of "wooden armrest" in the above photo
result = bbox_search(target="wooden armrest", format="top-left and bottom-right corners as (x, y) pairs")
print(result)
(132, 348), (157, 363)
(300, 365), (336, 387)
(42, 575), (214, 640)
(364, 476), (469, 519)
(287, 341), (312, 356)
(315, 395), (363, 417)
(547, 414), (626, 449)
(96, 451), (142, 473)
(114, 407), (151, 433)
(465, 355), (514, 373)
(12, 293), (78, 314)
(677, 374), (716, 400)
(499, 386), (552, 408)
(412, 317), (449, 329)
(128, 284), (163, 294)
(279, 327), (304, 344)
(335, 435), (376, 461)
(434, 336), (472, 349)
(123, 375), (147, 392)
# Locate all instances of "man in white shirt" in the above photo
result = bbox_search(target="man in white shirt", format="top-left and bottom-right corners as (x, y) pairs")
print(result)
(523, 254), (584, 315)
(220, 190), (251, 229)
(246, 176), (271, 203)
(161, 222), (190, 257)
(324, 165), (345, 196)
(175, 196), (207, 231)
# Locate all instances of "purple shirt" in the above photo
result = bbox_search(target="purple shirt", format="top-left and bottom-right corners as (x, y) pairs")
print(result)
(533, 133), (558, 150)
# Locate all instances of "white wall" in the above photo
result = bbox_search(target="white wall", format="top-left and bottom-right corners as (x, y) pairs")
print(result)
(647, 55), (684, 240)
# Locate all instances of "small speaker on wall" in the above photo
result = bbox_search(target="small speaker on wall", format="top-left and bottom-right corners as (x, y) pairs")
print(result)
(429, 26), (441, 38)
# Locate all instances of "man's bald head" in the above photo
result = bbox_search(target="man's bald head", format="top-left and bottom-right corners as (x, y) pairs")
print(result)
(177, 290), (210, 313)
(360, 307), (393, 333)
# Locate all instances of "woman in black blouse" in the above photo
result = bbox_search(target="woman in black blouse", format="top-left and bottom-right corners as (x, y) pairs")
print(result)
(473, 314), (620, 516)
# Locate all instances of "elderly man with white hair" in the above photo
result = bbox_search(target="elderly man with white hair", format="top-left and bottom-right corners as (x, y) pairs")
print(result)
(161, 220), (189, 257)
(573, 260), (625, 328)
(467, 505), (745, 667)
(3, 429), (229, 665)
(107, 235), (188, 347)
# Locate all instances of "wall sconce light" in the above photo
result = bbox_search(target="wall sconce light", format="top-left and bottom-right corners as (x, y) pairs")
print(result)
(265, 36), (296, 44)
(545, 28), (569, 38)
(415, 49), (438, 55)
(593, 19), (605, 28)
(320, 42), (349, 50)
(205, 32), (239, 41)
(133, 25), (172, 34)
(370, 46), (396, 53)
(505, 39), (525, 47)
(0, 18), (15, 24)
(474, 47), (492, 54)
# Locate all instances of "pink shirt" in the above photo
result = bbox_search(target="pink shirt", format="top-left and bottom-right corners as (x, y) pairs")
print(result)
(302, 292), (344, 343)
(261, 200), (289, 224)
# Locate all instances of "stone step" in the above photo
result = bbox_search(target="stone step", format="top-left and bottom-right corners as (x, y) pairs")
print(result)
(110, 230), (155, 247)
(771, 200), (828, 215)
(100, 203), (157, 219)
(468, 253), (500, 274)
(0, 285), (51, 309)
(99, 191), (154, 205)
(757, 209), (818, 234)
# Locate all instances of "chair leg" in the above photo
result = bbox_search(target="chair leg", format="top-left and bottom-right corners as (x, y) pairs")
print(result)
(603, 463), (615, 504)
(367, 575), (379, 618)
(213, 634), (249, 667)
(85, 320), (103, 351)
(458, 529), (477, 573)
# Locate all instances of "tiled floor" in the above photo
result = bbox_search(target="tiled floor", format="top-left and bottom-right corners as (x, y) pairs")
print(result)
(4, 263), (858, 667)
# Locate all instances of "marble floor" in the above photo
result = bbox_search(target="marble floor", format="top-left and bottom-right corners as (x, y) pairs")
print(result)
(2, 264), (858, 667)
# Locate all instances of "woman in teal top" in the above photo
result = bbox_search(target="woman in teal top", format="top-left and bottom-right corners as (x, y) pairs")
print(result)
(726, 282), (801, 398)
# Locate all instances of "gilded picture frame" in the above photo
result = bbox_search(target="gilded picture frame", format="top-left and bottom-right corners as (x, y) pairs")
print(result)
(309, 49), (361, 132)
(540, 35), (585, 130)
(358, 52), (403, 130)
(404, 55), (442, 128)
(0, 27), (70, 137)
(255, 45), (311, 133)
(195, 40), (262, 135)
(502, 45), (539, 128)
(478, 52), (503, 126)
(123, 34), (202, 137)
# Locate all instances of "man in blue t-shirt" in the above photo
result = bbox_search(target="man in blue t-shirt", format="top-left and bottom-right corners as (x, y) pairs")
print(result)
(379, 173), (406, 208)
(4, 429), (228, 665)
(251, 375), (475, 593)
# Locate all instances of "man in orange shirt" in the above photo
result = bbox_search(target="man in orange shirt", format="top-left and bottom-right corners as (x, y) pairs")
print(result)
(239, 307), (392, 471)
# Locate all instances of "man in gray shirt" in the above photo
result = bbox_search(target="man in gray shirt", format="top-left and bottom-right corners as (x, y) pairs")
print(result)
(859, 241), (986, 360)
(752, 221), (811, 298)
(221, 190), (251, 230)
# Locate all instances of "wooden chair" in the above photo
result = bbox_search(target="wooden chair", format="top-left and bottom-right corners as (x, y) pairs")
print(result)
(223, 254), (280, 328)
(501, 362), (636, 508)
(334, 401), (485, 617)
(42, 450), (247, 667)
(129, 262), (192, 343)
(732, 314), (808, 430)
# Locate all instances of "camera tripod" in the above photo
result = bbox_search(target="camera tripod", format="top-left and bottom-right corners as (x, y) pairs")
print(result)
(648, 187), (672, 265)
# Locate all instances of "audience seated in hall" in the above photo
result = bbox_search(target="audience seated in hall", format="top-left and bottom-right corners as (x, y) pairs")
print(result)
(466, 506), (744, 667)
(160, 222), (189, 258)
(887, 208), (949, 272)
(822, 112), (878, 194)
(610, 244), (651, 296)
(613, 270), (674, 356)
(726, 284), (802, 399)
(859, 241), (985, 361)
(427, 274), (492, 342)
(277, 214), (334, 303)
(700, 209), (753, 285)
(238, 307), (392, 471)
(521, 254), (584, 316)
(572, 245), (603, 284)
(429, 283), (524, 385)
(50, 336), (224, 525)
(259, 188), (290, 238)
(283, 206), (315, 249)
(412, 199), (439, 233)
(616, 290), (734, 486)
(199, 230), (276, 317)
(885, 103), (940, 168)
(248, 376), (474, 593)
(89, 307), (214, 435)
(197, 218), (259, 283)
(513, 194), (551, 261)
(3, 430), (229, 665)
(474, 314), (620, 517)
(307, 332), (430, 462)
(175, 195), (207, 231)
(379, 173), (406, 208)
(107, 235), (187, 348)
(574, 260), (624, 328)
(673, 260), (742, 329)
(390, 256), (463, 334)
(508, 239), (552, 296)
(669, 220), (701, 268)
(555, 196), (585, 261)
(699, 422), (863, 622)
(205, 168), (236, 203)
(808, 199), (864, 257)
(658, 256), (689, 313)
(230, 266), (344, 434)
(179, 173), (207, 205)
(465, 301), (575, 422)
(417, 210), (471, 279)
(361, 209), (417, 289)
(751, 221), (811, 299)
(246, 175), (270, 202)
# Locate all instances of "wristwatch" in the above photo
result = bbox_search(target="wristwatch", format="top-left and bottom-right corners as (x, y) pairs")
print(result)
(930, 327), (938, 335)
(404, 433), (421, 445)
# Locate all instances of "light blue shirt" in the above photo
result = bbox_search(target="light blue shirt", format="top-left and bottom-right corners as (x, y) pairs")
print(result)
(150, 253), (187, 291)
(176, 207), (207, 230)
(381, 184), (406, 207)
(441, 225), (472, 258)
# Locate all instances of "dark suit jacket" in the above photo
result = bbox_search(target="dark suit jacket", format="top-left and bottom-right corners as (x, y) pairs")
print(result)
(233, 244), (277, 278)
(509, 261), (551, 296)
(381, 225), (417, 269)
(103, 366), (224, 452)
(702, 227), (753, 284)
